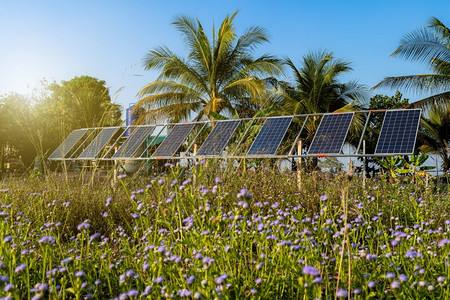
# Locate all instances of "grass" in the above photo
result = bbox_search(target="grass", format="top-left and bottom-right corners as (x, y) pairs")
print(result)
(0, 161), (449, 299)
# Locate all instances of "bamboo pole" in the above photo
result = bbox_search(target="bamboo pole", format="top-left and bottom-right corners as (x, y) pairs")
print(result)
(297, 140), (302, 190)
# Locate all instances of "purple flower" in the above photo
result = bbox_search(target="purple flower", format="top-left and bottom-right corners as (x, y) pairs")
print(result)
(4, 283), (14, 292)
(186, 275), (195, 285)
(117, 174), (127, 179)
(391, 281), (401, 289)
(158, 178), (164, 185)
(105, 197), (112, 206)
(177, 289), (192, 297)
(214, 177), (222, 184)
(437, 276), (446, 283)
(15, 264), (27, 273)
(336, 288), (347, 298)
(320, 195), (329, 201)
(399, 274), (408, 282)
(250, 289), (257, 294)
(127, 289), (139, 297)
(38, 236), (55, 245)
(385, 272), (395, 279)
(368, 281), (375, 288)
(438, 239), (450, 248)
(215, 273), (228, 285)
(302, 266), (320, 276)
(75, 270), (84, 277)
(89, 233), (101, 243)
(77, 221), (90, 231)
(154, 276), (164, 284)
(255, 278), (262, 284)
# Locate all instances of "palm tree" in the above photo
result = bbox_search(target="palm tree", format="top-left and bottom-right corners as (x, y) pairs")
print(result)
(373, 17), (450, 109)
(135, 11), (282, 123)
(418, 101), (450, 171)
(273, 50), (369, 142)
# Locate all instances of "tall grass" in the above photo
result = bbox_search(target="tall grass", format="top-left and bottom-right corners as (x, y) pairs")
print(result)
(0, 162), (448, 299)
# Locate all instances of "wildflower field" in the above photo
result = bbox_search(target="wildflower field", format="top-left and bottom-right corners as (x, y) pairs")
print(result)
(0, 163), (449, 299)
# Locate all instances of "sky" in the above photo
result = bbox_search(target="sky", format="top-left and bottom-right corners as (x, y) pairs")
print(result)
(1, 0), (449, 117)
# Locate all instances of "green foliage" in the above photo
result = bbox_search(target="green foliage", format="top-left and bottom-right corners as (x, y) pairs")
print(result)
(270, 51), (369, 149)
(374, 17), (450, 109)
(0, 76), (122, 172)
(0, 166), (448, 299)
(418, 101), (450, 171)
(376, 153), (435, 182)
(397, 153), (435, 181)
(136, 11), (282, 123)
(376, 156), (404, 179)
(47, 76), (122, 130)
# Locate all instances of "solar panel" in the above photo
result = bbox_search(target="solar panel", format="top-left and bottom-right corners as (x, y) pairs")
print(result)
(247, 117), (293, 155)
(197, 120), (241, 156)
(152, 123), (195, 157)
(48, 129), (89, 159)
(308, 113), (354, 154)
(375, 109), (421, 154)
(78, 128), (120, 159)
(112, 126), (155, 158)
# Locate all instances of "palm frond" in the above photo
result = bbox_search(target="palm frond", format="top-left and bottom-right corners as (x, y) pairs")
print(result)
(373, 74), (449, 93)
(405, 91), (450, 109)
(391, 28), (450, 68)
(172, 15), (211, 73)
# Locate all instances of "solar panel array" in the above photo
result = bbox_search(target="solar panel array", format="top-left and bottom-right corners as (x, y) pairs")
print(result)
(197, 120), (241, 156)
(247, 117), (293, 155)
(112, 126), (155, 158)
(78, 128), (120, 159)
(375, 109), (421, 154)
(152, 123), (195, 157)
(48, 110), (422, 161)
(48, 129), (89, 159)
(308, 113), (354, 154)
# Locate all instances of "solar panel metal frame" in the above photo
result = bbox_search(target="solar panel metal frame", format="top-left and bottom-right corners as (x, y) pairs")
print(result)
(308, 112), (354, 155)
(151, 123), (196, 158)
(196, 120), (241, 157)
(247, 116), (293, 156)
(77, 127), (120, 159)
(48, 129), (89, 160)
(375, 109), (421, 155)
(112, 126), (155, 159)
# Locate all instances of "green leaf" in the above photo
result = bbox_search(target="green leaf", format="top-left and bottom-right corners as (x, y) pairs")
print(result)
(208, 111), (228, 120)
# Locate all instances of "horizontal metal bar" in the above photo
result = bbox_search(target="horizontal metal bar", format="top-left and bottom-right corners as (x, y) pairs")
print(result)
(51, 152), (414, 161)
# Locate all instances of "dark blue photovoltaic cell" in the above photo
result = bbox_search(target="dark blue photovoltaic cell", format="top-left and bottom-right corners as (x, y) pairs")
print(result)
(308, 113), (354, 154)
(48, 129), (89, 159)
(152, 123), (195, 157)
(78, 128), (120, 159)
(375, 109), (421, 154)
(112, 126), (154, 158)
(247, 117), (293, 155)
(197, 120), (240, 156)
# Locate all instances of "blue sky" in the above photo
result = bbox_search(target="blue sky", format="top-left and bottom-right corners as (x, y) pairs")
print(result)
(1, 0), (448, 115)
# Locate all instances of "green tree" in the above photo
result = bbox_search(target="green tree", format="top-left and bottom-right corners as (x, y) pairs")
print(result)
(0, 94), (37, 171)
(48, 76), (122, 130)
(418, 101), (450, 171)
(374, 17), (449, 109)
(273, 50), (368, 145)
(135, 11), (282, 123)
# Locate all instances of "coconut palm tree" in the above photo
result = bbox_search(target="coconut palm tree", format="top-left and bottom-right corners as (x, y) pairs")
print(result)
(273, 50), (369, 142)
(418, 101), (450, 171)
(373, 17), (450, 109)
(135, 11), (282, 123)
